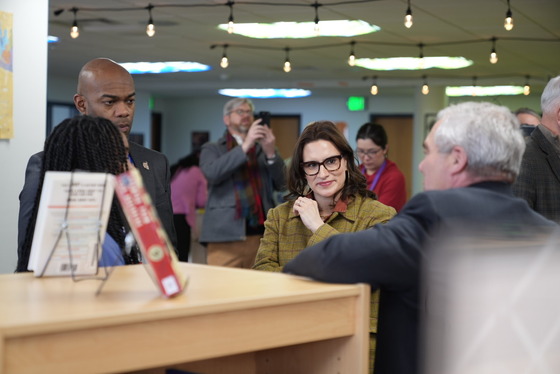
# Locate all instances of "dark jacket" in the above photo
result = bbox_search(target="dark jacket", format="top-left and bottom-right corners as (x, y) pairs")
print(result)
(17, 142), (177, 266)
(284, 182), (557, 374)
(513, 125), (560, 223)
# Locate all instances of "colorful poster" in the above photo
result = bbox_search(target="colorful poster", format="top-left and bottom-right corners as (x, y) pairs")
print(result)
(0, 11), (13, 139)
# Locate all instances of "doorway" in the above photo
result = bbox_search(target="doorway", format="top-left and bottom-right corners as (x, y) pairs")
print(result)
(269, 115), (300, 161)
(151, 112), (162, 152)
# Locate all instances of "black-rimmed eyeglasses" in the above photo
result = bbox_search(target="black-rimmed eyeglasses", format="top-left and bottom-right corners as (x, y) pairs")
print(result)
(301, 155), (343, 176)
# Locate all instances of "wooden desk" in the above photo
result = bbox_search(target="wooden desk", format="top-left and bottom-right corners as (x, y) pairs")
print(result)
(0, 263), (369, 374)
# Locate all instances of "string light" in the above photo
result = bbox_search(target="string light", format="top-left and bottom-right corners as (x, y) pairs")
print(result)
(146, 4), (155, 37)
(55, 3), (558, 89)
(312, 1), (322, 36)
(370, 76), (379, 95)
(348, 41), (356, 67)
(283, 47), (292, 73)
(70, 7), (79, 39)
(504, 0), (514, 31)
(227, 1), (235, 34)
(523, 75), (531, 95)
(404, 0), (413, 28)
(421, 75), (429, 95)
(220, 44), (229, 68)
(489, 37), (498, 64)
(418, 43), (425, 69)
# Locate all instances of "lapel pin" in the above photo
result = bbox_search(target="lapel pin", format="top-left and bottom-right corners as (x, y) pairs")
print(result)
(143, 161), (150, 170)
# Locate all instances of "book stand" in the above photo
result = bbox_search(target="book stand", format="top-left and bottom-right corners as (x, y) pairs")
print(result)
(34, 171), (114, 290)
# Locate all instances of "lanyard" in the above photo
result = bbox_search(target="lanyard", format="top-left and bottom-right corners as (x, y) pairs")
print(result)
(362, 159), (387, 191)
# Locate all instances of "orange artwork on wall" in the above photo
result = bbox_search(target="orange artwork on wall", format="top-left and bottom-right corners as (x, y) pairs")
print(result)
(0, 11), (13, 139)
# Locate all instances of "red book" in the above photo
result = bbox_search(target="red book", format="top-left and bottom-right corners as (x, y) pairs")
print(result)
(115, 168), (186, 297)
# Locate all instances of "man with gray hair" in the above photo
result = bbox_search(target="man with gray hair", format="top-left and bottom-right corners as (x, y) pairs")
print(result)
(515, 107), (541, 126)
(200, 98), (285, 268)
(513, 75), (560, 222)
(284, 101), (557, 374)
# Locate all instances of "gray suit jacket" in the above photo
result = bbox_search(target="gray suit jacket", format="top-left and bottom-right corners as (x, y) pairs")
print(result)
(17, 142), (177, 266)
(513, 125), (560, 222)
(199, 133), (286, 243)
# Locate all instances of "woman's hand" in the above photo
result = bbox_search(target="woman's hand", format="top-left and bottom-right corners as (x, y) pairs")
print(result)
(293, 197), (324, 233)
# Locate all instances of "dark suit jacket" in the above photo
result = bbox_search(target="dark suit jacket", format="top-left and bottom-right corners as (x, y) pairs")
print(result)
(17, 142), (177, 266)
(513, 125), (560, 222)
(284, 182), (557, 374)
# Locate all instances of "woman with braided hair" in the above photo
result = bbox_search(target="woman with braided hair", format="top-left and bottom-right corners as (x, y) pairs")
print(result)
(16, 115), (138, 272)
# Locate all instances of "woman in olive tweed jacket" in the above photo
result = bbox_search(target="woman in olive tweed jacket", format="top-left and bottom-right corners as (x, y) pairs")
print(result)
(253, 121), (396, 372)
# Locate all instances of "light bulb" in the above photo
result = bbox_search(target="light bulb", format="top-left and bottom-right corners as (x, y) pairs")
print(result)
(489, 51), (498, 64)
(404, 9), (413, 28)
(422, 84), (429, 95)
(504, 16), (513, 31)
(370, 84), (378, 95)
(283, 61), (291, 73)
(227, 21), (234, 34)
(524, 84), (530, 95)
(220, 56), (229, 69)
(146, 23), (155, 37)
(314, 23), (320, 36)
(70, 25), (79, 39)
(348, 54), (355, 66)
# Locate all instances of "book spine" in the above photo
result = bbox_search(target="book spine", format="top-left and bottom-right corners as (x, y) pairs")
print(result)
(115, 169), (183, 297)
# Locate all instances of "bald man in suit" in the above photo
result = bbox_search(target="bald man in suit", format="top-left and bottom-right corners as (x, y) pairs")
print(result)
(17, 58), (176, 266)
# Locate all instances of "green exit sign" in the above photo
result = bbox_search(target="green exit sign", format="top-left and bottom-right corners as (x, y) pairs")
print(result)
(347, 96), (366, 111)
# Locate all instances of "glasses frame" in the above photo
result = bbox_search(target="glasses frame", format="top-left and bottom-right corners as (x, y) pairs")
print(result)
(355, 148), (383, 157)
(229, 109), (253, 116)
(301, 155), (343, 176)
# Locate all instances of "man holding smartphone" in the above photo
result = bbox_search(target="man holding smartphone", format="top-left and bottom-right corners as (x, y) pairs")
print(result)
(199, 98), (285, 268)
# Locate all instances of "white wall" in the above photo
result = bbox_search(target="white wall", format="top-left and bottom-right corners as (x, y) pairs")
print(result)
(0, 0), (48, 273)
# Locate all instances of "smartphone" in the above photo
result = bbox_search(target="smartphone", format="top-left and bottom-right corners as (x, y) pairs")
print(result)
(258, 111), (271, 127)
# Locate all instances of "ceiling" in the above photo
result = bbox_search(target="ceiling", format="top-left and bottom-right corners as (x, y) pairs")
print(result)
(47, 0), (560, 98)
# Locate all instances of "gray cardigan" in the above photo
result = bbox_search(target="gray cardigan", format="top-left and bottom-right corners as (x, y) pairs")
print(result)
(199, 133), (286, 243)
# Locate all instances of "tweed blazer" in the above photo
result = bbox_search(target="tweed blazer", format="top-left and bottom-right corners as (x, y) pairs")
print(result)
(253, 194), (396, 272)
(513, 125), (560, 222)
(253, 194), (396, 335)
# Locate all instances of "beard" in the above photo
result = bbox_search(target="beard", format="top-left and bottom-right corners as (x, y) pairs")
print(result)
(234, 121), (251, 134)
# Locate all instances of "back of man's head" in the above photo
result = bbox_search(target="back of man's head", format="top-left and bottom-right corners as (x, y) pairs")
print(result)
(514, 107), (541, 126)
(541, 75), (560, 117)
(435, 101), (525, 181)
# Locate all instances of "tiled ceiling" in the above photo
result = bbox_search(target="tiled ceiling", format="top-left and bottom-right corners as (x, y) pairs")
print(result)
(47, 0), (560, 98)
